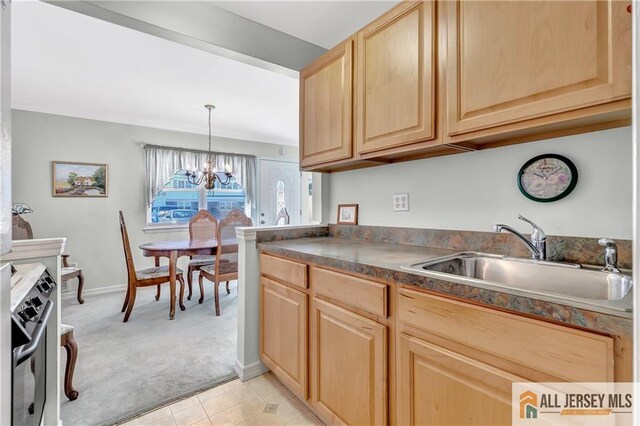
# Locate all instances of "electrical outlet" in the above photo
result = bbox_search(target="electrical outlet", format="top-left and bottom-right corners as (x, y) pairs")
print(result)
(393, 193), (409, 212)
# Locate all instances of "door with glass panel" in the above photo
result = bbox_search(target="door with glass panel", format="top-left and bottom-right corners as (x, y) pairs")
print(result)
(259, 160), (300, 226)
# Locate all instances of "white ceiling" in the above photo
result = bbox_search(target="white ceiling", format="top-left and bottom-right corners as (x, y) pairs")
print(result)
(11, 1), (399, 146)
(12, 0), (300, 146)
(211, 1), (399, 49)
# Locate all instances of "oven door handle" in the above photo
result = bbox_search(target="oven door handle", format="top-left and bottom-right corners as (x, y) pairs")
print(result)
(13, 300), (53, 366)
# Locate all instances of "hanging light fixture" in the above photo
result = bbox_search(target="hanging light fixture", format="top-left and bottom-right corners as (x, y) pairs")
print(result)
(185, 104), (233, 190)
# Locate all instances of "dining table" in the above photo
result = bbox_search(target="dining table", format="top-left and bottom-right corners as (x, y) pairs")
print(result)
(138, 238), (237, 319)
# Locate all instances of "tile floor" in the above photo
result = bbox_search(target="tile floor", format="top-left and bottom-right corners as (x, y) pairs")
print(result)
(119, 372), (324, 426)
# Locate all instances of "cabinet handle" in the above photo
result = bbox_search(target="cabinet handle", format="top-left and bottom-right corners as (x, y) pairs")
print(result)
(627, 4), (632, 13)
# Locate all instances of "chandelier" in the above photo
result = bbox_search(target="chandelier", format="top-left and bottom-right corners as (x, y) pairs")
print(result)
(185, 104), (233, 190)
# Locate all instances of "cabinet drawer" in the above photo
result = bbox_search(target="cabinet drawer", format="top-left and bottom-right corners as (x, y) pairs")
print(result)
(398, 288), (614, 382)
(311, 267), (388, 318)
(260, 253), (307, 289)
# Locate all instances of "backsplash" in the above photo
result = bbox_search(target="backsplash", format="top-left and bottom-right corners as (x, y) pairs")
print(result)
(329, 224), (632, 269)
(255, 226), (329, 243)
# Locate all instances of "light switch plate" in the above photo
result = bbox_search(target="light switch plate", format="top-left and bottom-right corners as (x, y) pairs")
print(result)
(393, 193), (409, 211)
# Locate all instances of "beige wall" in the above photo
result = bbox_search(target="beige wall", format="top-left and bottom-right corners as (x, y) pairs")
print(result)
(330, 126), (632, 239)
(11, 110), (298, 290)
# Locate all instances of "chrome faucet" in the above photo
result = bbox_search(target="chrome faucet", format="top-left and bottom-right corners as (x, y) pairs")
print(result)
(598, 238), (620, 273)
(494, 215), (546, 260)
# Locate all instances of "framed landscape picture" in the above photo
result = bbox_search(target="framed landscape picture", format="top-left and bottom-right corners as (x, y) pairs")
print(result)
(52, 161), (108, 197)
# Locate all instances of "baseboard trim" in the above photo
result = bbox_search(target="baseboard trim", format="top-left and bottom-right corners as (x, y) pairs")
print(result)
(234, 359), (268, 382)
(61, 284), (126, 300)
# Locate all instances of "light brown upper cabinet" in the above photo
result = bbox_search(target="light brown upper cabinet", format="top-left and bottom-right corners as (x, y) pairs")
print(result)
(300, 39), (354, 169)
(355, 1), (436, 157)
(445, 0), (632, 138)
(298, 0), (631, 172)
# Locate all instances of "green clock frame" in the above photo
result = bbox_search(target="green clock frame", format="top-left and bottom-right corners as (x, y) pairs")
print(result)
(517, 154), (578, 203)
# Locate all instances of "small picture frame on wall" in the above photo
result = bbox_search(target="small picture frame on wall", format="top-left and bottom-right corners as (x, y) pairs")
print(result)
(52, 161), (108, 197)
(337, 204), (358, 225)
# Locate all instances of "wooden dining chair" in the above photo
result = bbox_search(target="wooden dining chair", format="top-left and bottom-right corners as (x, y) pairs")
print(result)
(186, 210), (218, 301)
(118, 210), (186, 322)
(60, 324), (79, 401)
(199, 209), (252, 316)
(274, 207), (290, 225)
(12, 214), (85, 304)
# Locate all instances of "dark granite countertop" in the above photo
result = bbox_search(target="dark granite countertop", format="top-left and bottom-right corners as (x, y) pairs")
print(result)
(260, 237), (458, 271)
(258, 237), (632, 337)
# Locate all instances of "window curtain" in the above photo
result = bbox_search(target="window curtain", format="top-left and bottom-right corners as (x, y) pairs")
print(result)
(144, 144), (257, 216)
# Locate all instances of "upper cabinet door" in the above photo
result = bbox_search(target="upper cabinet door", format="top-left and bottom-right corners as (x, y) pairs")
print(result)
(356, 1), (436, 155)
(446, 0), (632, 136)
(300, 39), (353, 168)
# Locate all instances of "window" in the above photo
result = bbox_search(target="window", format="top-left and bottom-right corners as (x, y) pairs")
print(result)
(150, 173), (246, 224)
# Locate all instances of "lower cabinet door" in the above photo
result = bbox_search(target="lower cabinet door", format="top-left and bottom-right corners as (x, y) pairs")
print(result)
(260, 276), (308, 400)
(311, 298), (388, 425)
(398, 333), (527, 426)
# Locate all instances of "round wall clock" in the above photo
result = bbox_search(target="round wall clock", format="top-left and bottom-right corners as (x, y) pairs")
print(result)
(517, 154), (578, 202)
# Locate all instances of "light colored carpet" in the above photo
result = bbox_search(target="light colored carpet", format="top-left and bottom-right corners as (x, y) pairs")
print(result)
(60, 279), (238, 426)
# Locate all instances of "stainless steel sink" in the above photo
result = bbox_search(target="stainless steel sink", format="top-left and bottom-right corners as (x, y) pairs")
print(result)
(402, 252), (633, 302)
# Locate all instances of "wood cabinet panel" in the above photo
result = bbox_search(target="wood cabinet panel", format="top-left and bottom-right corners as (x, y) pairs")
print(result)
(260, 277), (308, 400)
(300, 39), (354, 168)
(446, 0), (632, 136)
(398, 288), (614, 382)
(398, 333), (518, 426)
(310, 298), (388, 425)
(259, 253), (307, 289)
(356, 1), (436, 155)
(311, 266), (388, 318)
